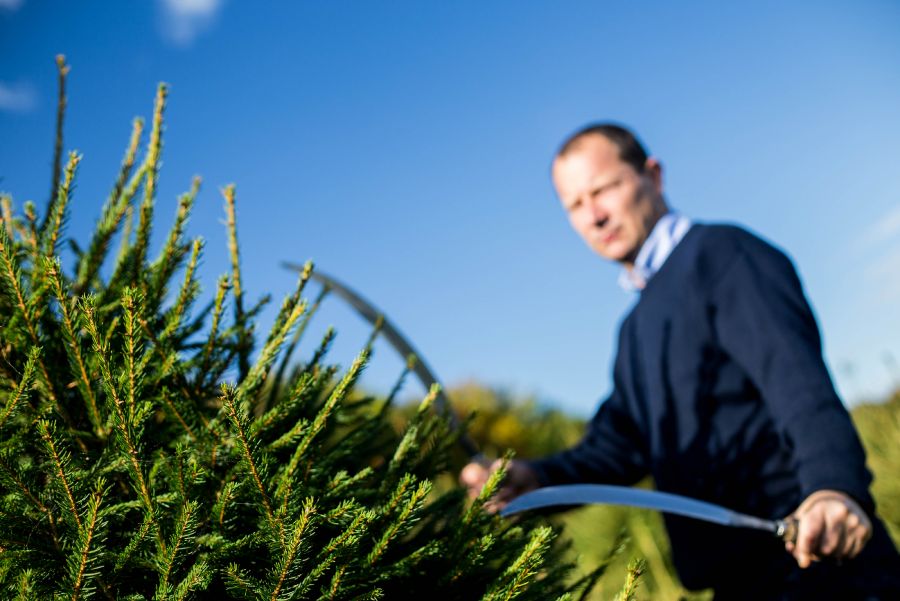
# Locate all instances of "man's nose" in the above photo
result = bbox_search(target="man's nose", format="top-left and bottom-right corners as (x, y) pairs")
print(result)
(590, 196), (608, 226)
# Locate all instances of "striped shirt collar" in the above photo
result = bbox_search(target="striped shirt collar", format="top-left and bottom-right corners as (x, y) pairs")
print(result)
(618, 212), (693, 292)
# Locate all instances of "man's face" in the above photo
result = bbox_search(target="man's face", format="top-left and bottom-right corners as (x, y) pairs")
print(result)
(552, 134), (665, 268)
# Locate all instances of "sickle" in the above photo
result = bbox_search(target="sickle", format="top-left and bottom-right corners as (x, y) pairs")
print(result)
(502, 483), (798, 543)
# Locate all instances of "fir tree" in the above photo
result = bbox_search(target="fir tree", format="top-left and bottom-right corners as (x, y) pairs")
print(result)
(0, 56), (618, 600)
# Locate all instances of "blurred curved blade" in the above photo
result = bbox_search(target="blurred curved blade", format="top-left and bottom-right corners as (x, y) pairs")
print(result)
(282, 262), (482, 459)
(501, 484), (780, 534)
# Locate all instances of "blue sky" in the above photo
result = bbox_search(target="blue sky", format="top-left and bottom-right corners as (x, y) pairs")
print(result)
(2, 1), (899, 416)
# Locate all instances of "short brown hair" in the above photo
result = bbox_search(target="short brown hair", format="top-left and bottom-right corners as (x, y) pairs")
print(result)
(556, 123), (649, 173)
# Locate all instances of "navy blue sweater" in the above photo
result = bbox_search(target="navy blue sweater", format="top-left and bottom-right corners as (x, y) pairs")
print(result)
(529, 224), (899, 594)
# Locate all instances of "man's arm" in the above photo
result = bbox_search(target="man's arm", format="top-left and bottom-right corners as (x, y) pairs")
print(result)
(711, 234), (873, 566)
(460, 384), (648, 509)
(525, 385), (648, 487)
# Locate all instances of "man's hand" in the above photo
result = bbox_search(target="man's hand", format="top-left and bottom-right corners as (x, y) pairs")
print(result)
(786, 489), (872, 568)
(459, 459), (540, 512)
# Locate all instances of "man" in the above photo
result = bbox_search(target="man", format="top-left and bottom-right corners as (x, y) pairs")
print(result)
(460, 124), (900, 599)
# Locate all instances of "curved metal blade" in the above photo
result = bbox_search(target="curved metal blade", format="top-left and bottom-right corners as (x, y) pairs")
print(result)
(281, 262), (482, 460)
(501, 484), (780, 534)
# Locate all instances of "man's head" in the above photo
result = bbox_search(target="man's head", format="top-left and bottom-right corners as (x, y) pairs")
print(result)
(552, 123), (668, 268)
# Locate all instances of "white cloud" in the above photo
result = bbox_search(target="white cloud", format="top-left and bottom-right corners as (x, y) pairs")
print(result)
(158, 0), (223, 47)
(0, 81), (37, 113)
(858, 204), (900, 251)
(864, 245), (900, 302)
(0, 0), (24, 11)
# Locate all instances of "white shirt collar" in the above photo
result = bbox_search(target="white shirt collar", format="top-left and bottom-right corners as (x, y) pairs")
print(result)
(618, 212), (693, 292)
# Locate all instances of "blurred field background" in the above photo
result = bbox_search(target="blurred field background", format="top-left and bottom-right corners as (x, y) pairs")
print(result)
(417, 382), (900, 600)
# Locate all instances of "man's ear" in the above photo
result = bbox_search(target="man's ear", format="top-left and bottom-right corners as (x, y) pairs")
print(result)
(644, 157), (663, 193)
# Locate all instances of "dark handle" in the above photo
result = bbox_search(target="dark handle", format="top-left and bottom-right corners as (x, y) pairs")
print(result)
(775, 517), (799, 544)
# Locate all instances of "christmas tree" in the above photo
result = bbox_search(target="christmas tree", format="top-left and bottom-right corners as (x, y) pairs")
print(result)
(0, 56), (625, 600)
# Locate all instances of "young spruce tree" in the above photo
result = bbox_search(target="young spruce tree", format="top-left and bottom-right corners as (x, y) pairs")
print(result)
(0, 56), (615, 600)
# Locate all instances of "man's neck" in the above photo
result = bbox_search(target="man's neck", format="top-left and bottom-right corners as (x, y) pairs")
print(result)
(622, 208), (670, 272)
(618, 211), (692, 292)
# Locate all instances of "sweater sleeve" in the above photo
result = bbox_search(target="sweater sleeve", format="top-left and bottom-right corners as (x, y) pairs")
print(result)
(709, 238), (874, 512)
(526, 383), (649, 487)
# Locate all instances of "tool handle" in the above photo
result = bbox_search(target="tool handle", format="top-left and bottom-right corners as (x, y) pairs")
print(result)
(775, 517), (799, 545)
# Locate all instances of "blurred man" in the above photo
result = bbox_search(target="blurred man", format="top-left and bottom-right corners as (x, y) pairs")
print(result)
(461, 124), (900, 599)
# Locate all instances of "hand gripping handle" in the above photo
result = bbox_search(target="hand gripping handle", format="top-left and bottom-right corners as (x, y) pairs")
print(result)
(775, 517), (799, 545)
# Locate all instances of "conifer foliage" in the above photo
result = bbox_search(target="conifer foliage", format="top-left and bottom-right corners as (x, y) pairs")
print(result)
(0, 57), (592, 600)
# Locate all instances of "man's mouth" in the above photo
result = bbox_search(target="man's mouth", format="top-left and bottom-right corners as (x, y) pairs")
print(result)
(599, 227), (619, 245)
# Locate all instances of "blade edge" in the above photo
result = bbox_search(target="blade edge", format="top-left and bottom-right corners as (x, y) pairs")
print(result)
(501, 484), (778, 534)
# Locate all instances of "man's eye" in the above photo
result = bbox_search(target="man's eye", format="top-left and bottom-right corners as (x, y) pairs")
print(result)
(592, 180), (620, 197)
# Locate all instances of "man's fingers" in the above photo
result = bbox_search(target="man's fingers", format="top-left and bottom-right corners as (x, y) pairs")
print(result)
(493, 484), (517, 503)
(460, 462), (489, 499)
(794, 508), (824, 569)
(842, 511), (872, 560)
(841, 528), (860, 559)
(460, 459), (516, 503)
(462, 459), (539, 514)
(844, 511), (860, 532)
(819, 522), (846, 558)
(819, 503), (848, 556)
(838, 512), (861, 558)
(489, 458), (506, 471)
(482, 465), (516, 514)
(459, 462), (487, 487)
